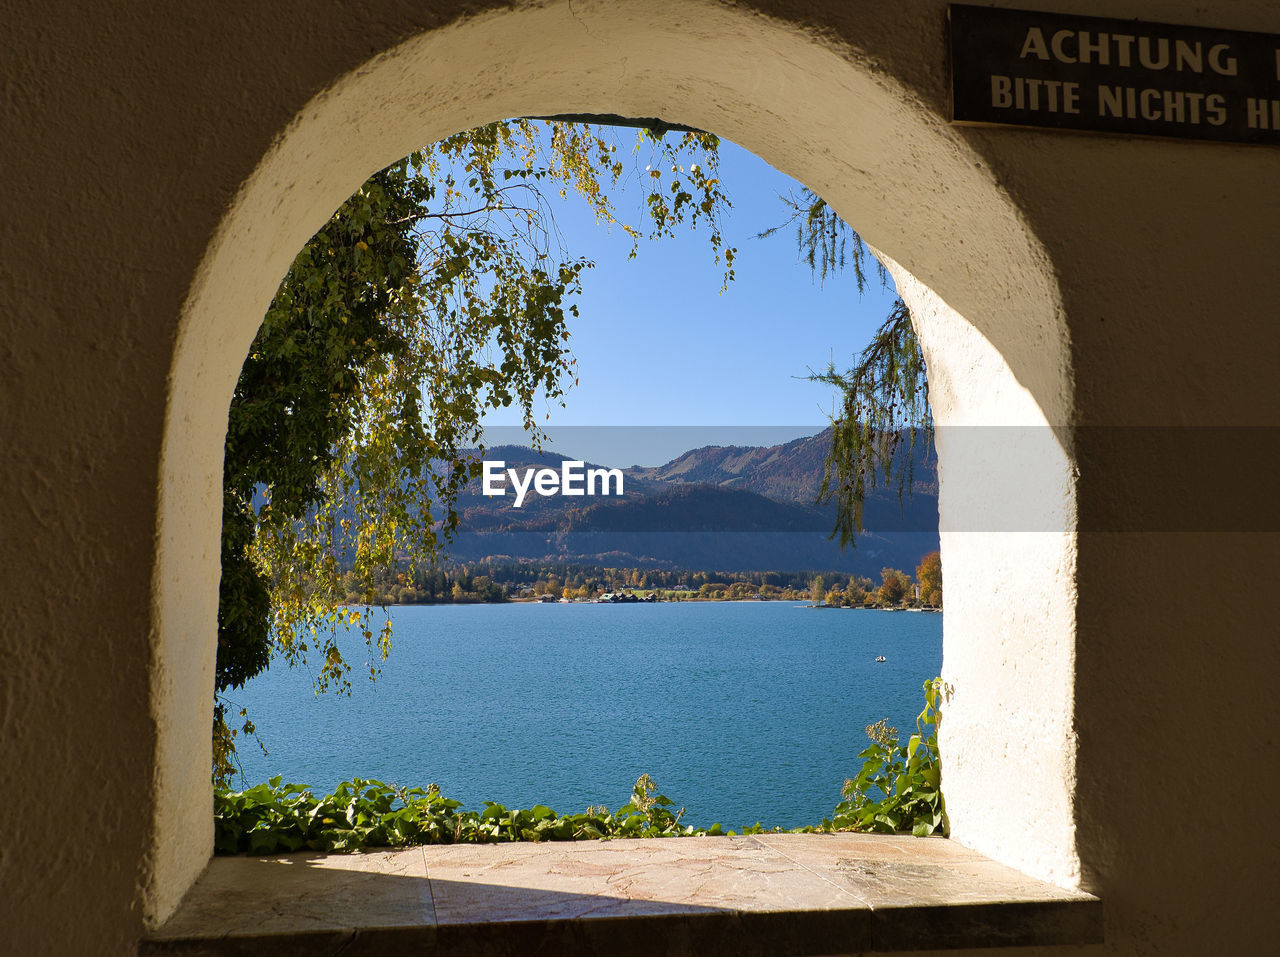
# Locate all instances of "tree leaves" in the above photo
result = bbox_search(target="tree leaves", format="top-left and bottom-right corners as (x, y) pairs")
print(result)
(213, 681), (951, 851)
(812, 300), (933, 548)
(214, 774), (715, 854)
(826, 679), (949, 837)
(760, 188), (933, 550)
(215, 121), (736, 782)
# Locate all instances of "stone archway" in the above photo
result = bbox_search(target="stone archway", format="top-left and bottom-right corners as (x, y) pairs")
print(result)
(152, 0), (1075, 925)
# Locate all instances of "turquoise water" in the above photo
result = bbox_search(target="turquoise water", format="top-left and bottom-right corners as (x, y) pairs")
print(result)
(228, 601), (942, 830)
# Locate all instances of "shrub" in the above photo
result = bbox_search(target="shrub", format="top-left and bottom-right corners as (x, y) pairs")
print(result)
(213, 679), (948, 853)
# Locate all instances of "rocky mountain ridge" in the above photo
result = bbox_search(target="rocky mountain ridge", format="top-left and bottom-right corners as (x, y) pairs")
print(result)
(445, 430), (939, 574)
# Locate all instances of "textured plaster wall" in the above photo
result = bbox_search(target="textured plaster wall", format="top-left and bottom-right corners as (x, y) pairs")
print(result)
(2, 1), (1278, 955)
(884, 257), (1080, 891)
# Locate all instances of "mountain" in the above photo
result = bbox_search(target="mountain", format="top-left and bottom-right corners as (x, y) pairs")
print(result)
(624, 428), (937, 526)
(627, 431), (835, 503)
(443, 431), (939, 575)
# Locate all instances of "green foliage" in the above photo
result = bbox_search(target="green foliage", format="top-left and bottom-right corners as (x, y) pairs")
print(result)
(809, 573), (826, 605)
(916, 550), (942, 607)
(811, 300), (933, 547)
(825, 678), (948, 837)
(213, 680), (948, 853)
(215, 120), (736, 781)
(214, 774), (721, 855)
(217, 503), (272, 692)
(757, 189), (885, 293)
(211, 700), (264, 789)
(365, 561), (880, 605)
(761, 187), (933, 548)
(875, 566), (913, 607)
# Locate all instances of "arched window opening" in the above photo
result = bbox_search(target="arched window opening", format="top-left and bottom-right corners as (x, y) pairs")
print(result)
(214, 123), (946, 839)
(150, 4), (1081, 939)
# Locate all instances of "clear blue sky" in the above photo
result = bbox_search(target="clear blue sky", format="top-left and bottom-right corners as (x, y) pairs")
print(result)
(479, 134), (902, 466)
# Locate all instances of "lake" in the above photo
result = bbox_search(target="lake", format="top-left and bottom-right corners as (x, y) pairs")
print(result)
(228, 601), (943, 830)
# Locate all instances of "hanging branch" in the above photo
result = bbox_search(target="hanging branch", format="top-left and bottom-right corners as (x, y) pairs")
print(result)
(758, 190), (887, 292)
(763, 188), (932, 546)
(809, 300), (932, 547)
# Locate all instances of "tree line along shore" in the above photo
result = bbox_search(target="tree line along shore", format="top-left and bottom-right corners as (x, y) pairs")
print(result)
(345, 552), (942, 609)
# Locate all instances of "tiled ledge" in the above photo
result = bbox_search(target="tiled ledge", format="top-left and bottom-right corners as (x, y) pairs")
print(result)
(142, 833), (1101, 955)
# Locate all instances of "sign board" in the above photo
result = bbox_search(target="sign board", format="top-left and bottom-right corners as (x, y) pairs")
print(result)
(950, 4), (1280, 144)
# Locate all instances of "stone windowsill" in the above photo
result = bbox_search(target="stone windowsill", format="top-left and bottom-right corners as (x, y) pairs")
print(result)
(142, 832), (1101, 955)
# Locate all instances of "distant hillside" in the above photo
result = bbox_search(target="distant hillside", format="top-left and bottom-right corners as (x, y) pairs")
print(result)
(466, 482), (829, 534)
(626, 428), (937, 506)
(441, 431), (939, 575)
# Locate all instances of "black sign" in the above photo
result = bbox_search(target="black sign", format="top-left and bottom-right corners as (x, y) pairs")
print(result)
(950, 4), (1280, 144)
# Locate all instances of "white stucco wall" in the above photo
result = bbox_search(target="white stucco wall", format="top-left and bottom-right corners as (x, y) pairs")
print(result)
(162, 3), (1078, 917)
(884, 257), (1080, 889)
(3, 1), (1278, 954)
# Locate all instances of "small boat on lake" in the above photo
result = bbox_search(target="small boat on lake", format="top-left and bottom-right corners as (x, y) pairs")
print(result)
(875, 655), (887, 663)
